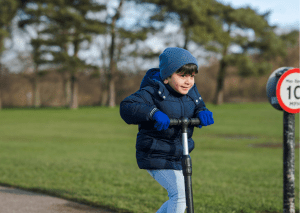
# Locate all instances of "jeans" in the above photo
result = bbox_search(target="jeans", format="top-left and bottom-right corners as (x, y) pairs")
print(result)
(147, 169), (186, 213)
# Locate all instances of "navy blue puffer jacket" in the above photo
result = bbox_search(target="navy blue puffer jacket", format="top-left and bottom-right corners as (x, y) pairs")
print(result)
(120, 68), (208, 170)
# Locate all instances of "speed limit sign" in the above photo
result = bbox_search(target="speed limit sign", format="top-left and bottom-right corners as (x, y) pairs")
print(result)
(276, 68), (300, 113)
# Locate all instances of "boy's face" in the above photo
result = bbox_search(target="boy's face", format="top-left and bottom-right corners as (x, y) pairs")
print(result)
(164, 72), (195, 95)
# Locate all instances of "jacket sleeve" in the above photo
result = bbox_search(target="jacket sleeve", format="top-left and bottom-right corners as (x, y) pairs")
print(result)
(193, 84), (209, 116)
(120, 88), (160, 125)
(194, 97), (209, 115)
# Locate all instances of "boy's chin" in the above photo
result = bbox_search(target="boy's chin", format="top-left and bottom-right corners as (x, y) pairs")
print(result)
(177, 90), (189, 95)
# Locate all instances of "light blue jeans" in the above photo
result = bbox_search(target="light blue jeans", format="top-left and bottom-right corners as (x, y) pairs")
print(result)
(147, 169), (186, 213)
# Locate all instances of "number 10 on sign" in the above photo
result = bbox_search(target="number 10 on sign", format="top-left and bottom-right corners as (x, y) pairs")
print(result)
(287, 85), (300, 99)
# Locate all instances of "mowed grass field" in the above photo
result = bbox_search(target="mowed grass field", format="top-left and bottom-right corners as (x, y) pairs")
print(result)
(0, 103), (299, 213)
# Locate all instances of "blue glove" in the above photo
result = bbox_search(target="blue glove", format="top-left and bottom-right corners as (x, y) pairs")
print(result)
(197, 111), (214, 128)
(152, 111), (170, 131)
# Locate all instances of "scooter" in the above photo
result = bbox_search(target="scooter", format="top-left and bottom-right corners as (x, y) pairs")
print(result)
(169, 117), (201, 213)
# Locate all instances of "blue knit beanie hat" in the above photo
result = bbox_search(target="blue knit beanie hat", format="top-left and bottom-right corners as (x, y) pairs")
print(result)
(159, 47), (198, 80)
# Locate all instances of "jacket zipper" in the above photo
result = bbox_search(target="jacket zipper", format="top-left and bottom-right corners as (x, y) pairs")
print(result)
(179, 96), (185, 117)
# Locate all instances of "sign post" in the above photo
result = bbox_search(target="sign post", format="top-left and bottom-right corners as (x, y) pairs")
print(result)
(267, 67), (300, 213)
(282, 111), (295, 213)
(276, 68), (300, 213)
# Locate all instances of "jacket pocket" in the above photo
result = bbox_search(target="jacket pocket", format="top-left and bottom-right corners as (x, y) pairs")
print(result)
(152, 139), (182, 161)
(171, 140), (182, 160)
(136, 134), (157, 154)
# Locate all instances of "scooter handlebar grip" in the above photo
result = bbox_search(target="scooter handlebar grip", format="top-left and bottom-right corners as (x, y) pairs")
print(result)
(190, 118), (201, 126)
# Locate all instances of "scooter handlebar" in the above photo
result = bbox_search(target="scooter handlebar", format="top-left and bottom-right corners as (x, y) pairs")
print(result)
(169, 118), (181, 126)
(169, 118), (201, 126)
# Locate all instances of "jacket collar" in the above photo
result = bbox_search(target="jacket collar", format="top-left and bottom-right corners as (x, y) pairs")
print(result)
(141, 68), (202, 105)
(154, 80), (199, 102)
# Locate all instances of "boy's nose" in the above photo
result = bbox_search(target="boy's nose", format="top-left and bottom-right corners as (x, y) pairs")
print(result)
(184, 76), (193, 85)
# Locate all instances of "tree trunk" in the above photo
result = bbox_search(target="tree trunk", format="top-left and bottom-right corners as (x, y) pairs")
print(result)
(34, 82), (41, 107)
(100, 68), (108, 106)
(183, 27), (190, 50)
(213, 58), (227, 105)
(108, 75), (116, 107)
(68, 32), (81, 109)
(33, 69), (41, 108)
(108, 58), (116, 107)
(108, 0), (123, 108)
(69, 74), (78, 109)
(61, 72), (71, 107)
(213, 44), (229, 105)
(65, 77), (71, 107)
(101, 89), (108, 106)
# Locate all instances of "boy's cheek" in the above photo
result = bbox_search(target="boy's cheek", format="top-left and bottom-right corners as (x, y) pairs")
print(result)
(174, 83), (180, 92)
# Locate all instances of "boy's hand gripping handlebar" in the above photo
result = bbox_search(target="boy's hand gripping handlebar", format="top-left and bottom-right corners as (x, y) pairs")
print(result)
(168, 117), (200, 213)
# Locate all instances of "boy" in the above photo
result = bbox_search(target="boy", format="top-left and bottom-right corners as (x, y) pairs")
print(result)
(120, 47), (214, 213)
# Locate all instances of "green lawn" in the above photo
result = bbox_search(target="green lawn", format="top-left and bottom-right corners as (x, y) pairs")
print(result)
(0, 103), (299, 213)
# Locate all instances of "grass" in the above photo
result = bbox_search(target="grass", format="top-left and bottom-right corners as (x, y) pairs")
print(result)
(0, 103), (299, 213)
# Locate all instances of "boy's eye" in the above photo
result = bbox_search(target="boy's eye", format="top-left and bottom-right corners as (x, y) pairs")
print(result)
(180, 74), (195, 78)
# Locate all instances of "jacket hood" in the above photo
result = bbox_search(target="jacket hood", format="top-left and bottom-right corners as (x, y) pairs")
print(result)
(140, 68), (161, 89)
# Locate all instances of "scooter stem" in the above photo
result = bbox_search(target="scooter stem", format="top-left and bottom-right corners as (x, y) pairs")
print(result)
(181, 118), (194, 213)
(169, 117), (200, 213)
(181, 118), (189, 156)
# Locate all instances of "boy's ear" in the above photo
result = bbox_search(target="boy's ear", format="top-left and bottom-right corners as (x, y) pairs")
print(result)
(163, 79), (168, 84)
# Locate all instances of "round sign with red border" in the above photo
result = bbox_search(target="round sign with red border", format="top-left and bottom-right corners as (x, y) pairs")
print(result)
(276, 68), (300, 113)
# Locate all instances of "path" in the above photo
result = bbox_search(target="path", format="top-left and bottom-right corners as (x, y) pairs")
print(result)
(0, 186), (116, 213)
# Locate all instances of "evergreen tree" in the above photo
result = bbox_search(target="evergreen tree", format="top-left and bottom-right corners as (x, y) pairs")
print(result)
(107, 0), (124, 108)
(134, 0), (220, 50)
(19, 0), (107, 109)
(20, 0), (164, 108)
(18, 2), (48, 108)
(103, 0), (162, 107)
(210, 3), (286, 104)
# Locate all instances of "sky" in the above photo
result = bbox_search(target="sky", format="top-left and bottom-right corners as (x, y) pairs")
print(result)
(219, 0), (300, 30)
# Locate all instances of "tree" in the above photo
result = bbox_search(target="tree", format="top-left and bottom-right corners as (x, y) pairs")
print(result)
(210, 4), (287, 104)
(133, 0), (223, 52)
(0, 0), (20, 109)
(107, 0), (124, 108)
(18, 2), (49, 108)
(19, 0), (162, 108)
(102, 0), (162, 107)
(279, 30), (299, 67)
(19, 0), (107, 109)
